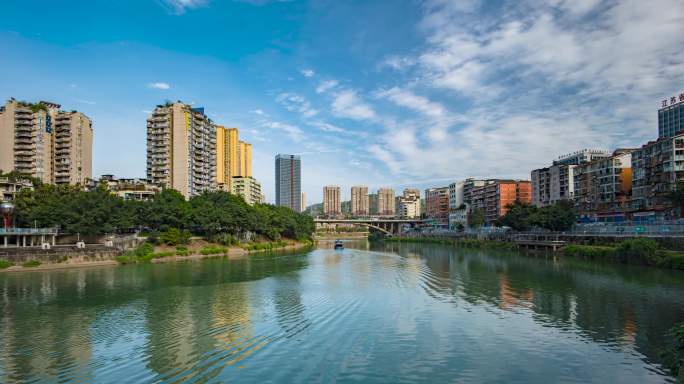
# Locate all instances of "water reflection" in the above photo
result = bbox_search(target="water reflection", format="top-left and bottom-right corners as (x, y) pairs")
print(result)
(0, 242), (682, 383)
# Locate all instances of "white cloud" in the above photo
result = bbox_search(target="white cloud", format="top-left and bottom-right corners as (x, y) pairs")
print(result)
(262, 120), (305, 142)
(316, 79), (339, 93)
(301, 68), (315, 77)
(250, 109), (267, 116)
(74, 98), (96, 105)
(147, 82), (171, 90)
(376, 87), (445, 118)
(275, 92), (318, 118)
(158, 0), (209, 14)
(380, 55), (416, 71)
(331, 90), (376, 121)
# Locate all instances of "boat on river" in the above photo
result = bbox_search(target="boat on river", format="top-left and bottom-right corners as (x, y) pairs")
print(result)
(334, 240), (344, 249)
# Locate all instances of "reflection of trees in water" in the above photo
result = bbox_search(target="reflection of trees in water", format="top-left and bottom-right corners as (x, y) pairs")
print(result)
(0, 273), (95, 383)
(0, 252), (310, 382)
(379, 241), (684, 366)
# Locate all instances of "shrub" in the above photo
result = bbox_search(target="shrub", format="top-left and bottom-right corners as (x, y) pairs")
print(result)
(22, 260), (41, 268)
(615, 238), (660, 265)
(0, 260), (11, 269)
(151, 251), (174, 258)
(160, 228), (192, 246)
(175, 246), (191, 256)
(115, 255), (133, 264)
(200, 246), (228, 255)
(656, 251), (684, 270)
(661, 323), (684, 379)
(563, 245), (615, 260)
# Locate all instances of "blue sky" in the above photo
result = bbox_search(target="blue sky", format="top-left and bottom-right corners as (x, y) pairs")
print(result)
(1, 0), (683, 205)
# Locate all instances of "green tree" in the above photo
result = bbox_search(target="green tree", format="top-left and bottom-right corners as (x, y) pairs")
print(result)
(468, 208), (486, 228)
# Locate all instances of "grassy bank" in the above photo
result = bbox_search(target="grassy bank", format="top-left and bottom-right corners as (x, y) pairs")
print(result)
(564, 239), (684, 270)
(385, 236), (518, 250)
(116, 239), (313, 265)
(387, 236), (684, 271)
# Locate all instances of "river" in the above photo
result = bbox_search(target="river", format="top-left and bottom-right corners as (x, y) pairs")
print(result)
(1, 240), (683, 383)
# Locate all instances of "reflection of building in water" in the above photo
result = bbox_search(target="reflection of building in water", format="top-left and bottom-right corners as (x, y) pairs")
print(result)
(621, 307), (637, 347)
(498, 273), (534, 310)
(145, 288), (215, 380)
(273, 278), (310, 339)
(211, 284), (267, 367)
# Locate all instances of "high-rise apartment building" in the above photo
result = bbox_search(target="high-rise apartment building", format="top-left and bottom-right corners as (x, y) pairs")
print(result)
(238, 141), (252, 177)
(425, 187), (449, 225)
(659, 93), (684, 138)
(0, 99), (92, 185)
(216, 126), (238, 191)
(398, 188), (421, 218)
(275, 154), (301, 212)
(323, 185), (341, 217)
(377, 188), (395, 216)
(231, 176), (262, 205)
(146, 101), (216, 198)
(351, 185), (369, 216)
(301, 192), (306, 212)
(448, 182), (464, 210)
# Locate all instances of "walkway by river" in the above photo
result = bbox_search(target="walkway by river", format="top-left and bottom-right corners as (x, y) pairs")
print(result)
(0, 240), (682, 383)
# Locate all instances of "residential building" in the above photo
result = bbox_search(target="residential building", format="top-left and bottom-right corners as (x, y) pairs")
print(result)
(574, 149), (634, 221)
(53, 111), (93, 185)
(86, 174), (160, 201)
(0, 176), (33, 201)
(323, 185), (341, 216)
(231, 176), (263, 205)
(425, 187), (449, 225)
(275, 154), (301, 212)
(631, 133), (684, 218)
(238, 141), (252, 177)
(448, 181), (464, 210)
(377, 188), (395, 216)
(351, 186), (369, 216)
(0, 99), (93, 185)
(301, 192), (306, 213)
(146, 101), (216, 198)
(531, 164), (577, 207)
(659, 93), (684, 138)
(469, 180), (531, 225)
(398, 188), (421, 218)
(462, 178), (489, 206)
(448, 207), (468, 230)
(216, 126), (239, 191)
(368, 193), (378, 215)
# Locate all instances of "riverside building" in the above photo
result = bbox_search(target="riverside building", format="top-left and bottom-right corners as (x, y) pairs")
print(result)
(377, 188), (395, 217)
(631, 133), (684, 219)
(231, 176), (263, 205)
(146, 102), (216, 198)
(398, 188), (421, 218)
(0, 99), (93, 185)
(659, 92), (684, 138)
(469, 180), (531, 225)
(531, 149), (611, 208)
(275, 154), (302, 212)
(425, 187), (449, 226)
(323, 185), (341, 217)
(573, 149), (634, 221)
(351, 185), (369, 216)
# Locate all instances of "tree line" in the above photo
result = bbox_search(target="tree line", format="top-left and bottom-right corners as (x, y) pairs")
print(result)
(12, 184), (315, 240)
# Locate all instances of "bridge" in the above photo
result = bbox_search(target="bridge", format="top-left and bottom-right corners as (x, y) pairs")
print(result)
(314, 218), (423, 235)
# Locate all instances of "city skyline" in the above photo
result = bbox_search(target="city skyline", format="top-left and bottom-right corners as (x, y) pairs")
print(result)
(2, 1), (684, 204)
